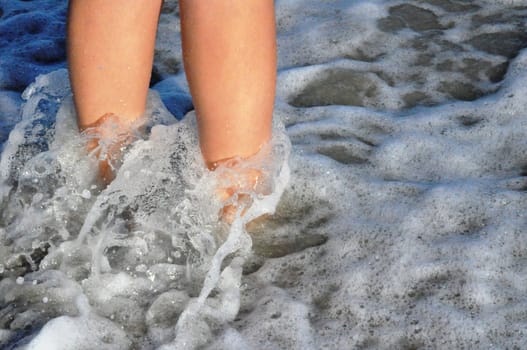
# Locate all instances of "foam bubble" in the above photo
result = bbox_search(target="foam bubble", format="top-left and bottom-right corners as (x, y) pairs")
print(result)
(2, 0), (527, 349)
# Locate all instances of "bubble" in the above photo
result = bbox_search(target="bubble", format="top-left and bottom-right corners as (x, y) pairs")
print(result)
(3, 1), (527, 349)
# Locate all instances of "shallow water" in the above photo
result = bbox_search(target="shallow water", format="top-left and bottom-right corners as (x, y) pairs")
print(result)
(2, 0), (527, 349)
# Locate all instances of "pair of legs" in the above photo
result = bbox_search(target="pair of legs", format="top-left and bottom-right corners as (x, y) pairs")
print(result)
(67, 0), (276, 178)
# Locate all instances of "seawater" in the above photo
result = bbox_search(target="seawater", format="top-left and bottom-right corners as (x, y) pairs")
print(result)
(2, 0), (527, 349)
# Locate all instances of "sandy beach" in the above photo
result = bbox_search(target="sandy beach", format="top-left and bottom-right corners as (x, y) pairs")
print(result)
(1, 0), (527, 348)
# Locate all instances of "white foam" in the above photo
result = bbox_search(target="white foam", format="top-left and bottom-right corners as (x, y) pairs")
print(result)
(25, 297), (131, 350)
(2, 0), (527, 349)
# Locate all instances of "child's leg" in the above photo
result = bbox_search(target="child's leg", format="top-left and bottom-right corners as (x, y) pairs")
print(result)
(180, 0), (277, 168)
(67, 0), (162, 129)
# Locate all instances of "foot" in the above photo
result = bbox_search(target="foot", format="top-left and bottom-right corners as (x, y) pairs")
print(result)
(210, 157), (268, 224)
(80, 114), (143, 184)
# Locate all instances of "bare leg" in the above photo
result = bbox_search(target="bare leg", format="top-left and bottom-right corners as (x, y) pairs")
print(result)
(67, 0), (162, 181)
(67, 0), (276, 200)
(180, 0), (276, 168)
(67, 0), (161, 128)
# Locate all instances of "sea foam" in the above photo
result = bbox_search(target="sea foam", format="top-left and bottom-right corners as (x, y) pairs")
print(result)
(1, 0), (527, 349)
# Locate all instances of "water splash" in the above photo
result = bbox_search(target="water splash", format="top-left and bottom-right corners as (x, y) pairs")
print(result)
(0, 69), (290, 349)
